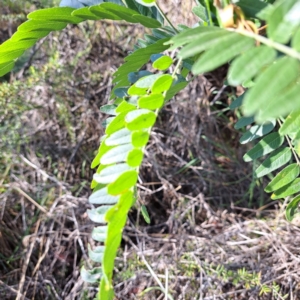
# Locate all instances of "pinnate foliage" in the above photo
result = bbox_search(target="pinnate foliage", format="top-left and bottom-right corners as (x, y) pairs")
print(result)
(1, 0), (300, 298)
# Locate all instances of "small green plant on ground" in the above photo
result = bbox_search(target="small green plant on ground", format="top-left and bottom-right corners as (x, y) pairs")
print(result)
(0, 0), (300, 299)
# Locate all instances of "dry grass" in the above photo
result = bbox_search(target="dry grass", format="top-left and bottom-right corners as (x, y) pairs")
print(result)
(1, 2), (300, 300)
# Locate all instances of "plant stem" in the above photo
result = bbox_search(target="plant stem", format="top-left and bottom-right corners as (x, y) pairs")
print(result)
(230, 29), (300, 61)
(155, 3), (178, 34)
(171, 58), (183, 78)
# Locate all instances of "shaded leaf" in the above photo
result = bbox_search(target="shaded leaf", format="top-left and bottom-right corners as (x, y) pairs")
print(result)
(128, 70), (152, 84)
(243, 132), (284, 162)
(229, 94), (244, 110)
(93, 163), (134, 184)
(255, 147), (292, 178)
(192, 34), (254, 74)
(100, 144), (133, 165)
(88, 245), (105, 263)
(91, 226), (108, 242)
(234, 116), (254, 130)
(228, 46), (277, 86)
(87, 206), (114, 223)
(100, 104), (117, 115)
(105, 128), (132, 146)
(89, 187), (119, 205)
(80, 266), (102, 283)
(239, 120), (276, 144)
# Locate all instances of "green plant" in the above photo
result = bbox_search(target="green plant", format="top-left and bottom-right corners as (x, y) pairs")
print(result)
(0, 0), (300, 299)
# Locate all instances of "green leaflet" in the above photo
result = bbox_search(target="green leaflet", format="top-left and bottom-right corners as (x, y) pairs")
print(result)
(89, 187), (119, 205)
(115, 101), (136, 113)
(88, 245), (105, 263)
(234, 116), (254, 130)
(127, 148), (144, 167)
(0, 50), (26, 64)
(128, 70), (152, 84)
(72, 7), (102, 20)
(292, 27), (300, 52)
(228, 46), (277, 86)
(267, 0), (300, 44)
(125, 109), (156, 130)
(167, 26), (223, 49)
(10, 30), (50, 41)
(87, 205), (114, 223)
(271, 178), (300, 199)
(151, 74), (173, 93)
(92, 226), (108, 242)
(152, 55), (173, 70)
(107, 170), (138, 194)
(279, 110), (300, 136)
(243, 132), (284, 162)
(265, 163), (300, 192)
(0, 39), (38, 51)
(178, 30), (232, 59)
(286, 195), (300, 222)
(229, 94), (244, 110)
(28, 7), (84, 24)
(100, 104), (117, 115)
(255, 147), (292, 178)
(100, 144), (134, 165)
(81, 266), (102, 283)
(105, 111), (128, 135)
(17, 20), (68, 32)
(135, 74), (162, 88)
(138, 94), (164, 110)
(239, 120), (276, 144)
(105, 128), (132, 146)
(192, 33), (254, 74)
(141, 205), (151, 224)
(0, 61), (15, 77)
(131, 131), (150, 147)
(243, 57), (300, 118)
